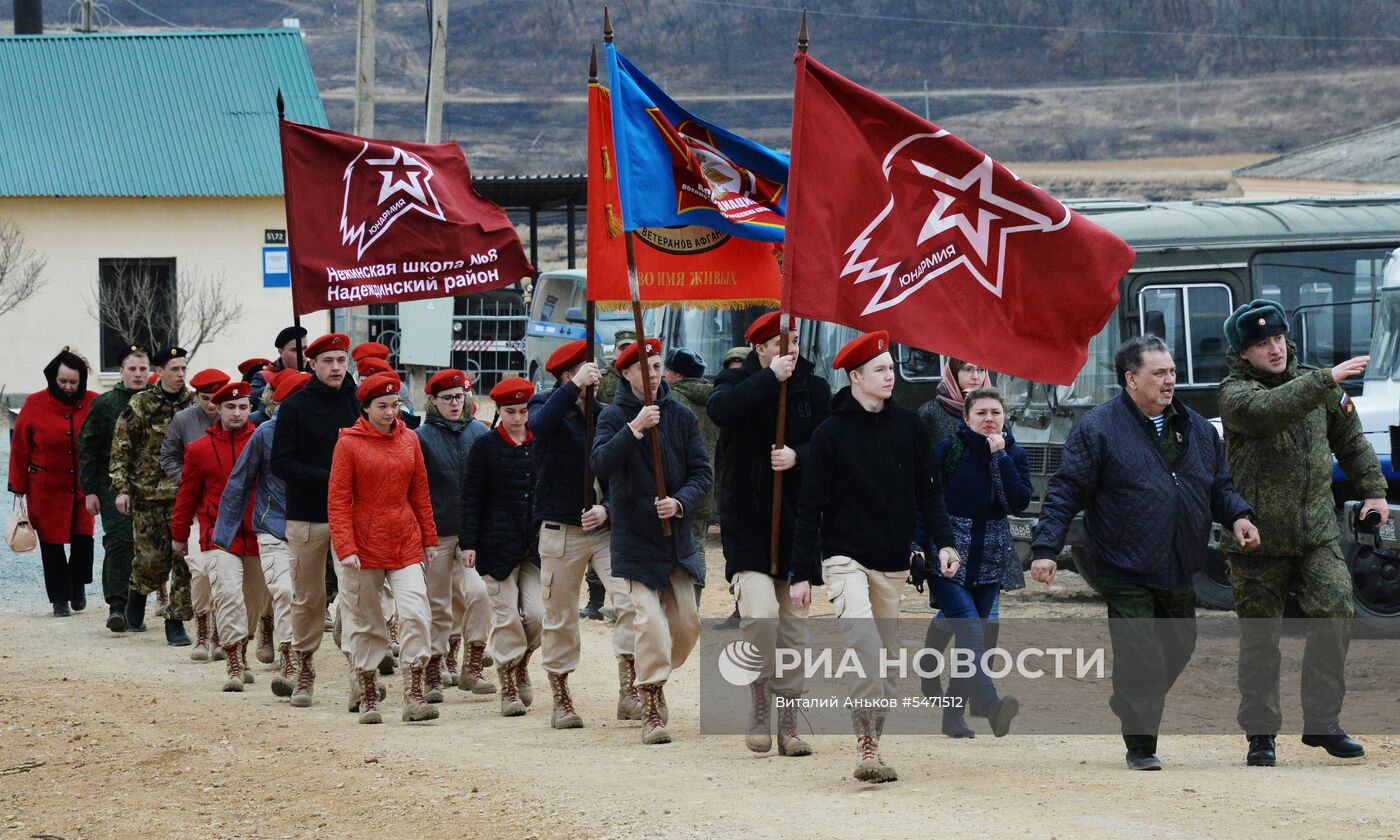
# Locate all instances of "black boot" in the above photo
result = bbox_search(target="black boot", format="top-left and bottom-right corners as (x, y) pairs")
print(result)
(70, 592), (87, 612)
(124, 589), (148, 632)
(713, 606), (741, 630)
(106, 603), (128, 633)
(941, 705), (975, 738)
(1126, 747), (1163, 771)
(1302, 724), (1364, 758)
(52, 602), (72, 617)
(1246, 734), (1276, 766)
(165, 619), (191, 646)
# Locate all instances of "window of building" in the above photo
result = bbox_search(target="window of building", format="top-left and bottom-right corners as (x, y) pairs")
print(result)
(98, 258), (177, 372)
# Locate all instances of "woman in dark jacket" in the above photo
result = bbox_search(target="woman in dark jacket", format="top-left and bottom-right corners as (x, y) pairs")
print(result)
(9, 349), (97, 616)
(926, 387), (1031, 738)
(461, 377), (540, 717)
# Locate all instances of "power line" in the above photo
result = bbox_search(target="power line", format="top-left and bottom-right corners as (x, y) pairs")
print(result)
(686, 0), (1400, 43)
(118, 0), (183, 29)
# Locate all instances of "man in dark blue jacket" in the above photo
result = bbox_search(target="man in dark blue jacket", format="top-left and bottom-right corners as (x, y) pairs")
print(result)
(593, 337), (712, 746)
(1031, 334), (1258, 771)
(530, 340), (641, 728)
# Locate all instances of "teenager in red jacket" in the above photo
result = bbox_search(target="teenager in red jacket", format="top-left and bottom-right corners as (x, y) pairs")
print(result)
(328, 372), (439, 724)
(8, 349), (97, 616)
(171, 381), (270, 692)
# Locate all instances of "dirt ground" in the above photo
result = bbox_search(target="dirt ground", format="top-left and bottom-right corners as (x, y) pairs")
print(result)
(3, 539), (1400, 840)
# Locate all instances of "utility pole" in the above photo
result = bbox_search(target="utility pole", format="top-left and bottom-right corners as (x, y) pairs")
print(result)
(81, 0), (92, 33)
(354, 0), (376, 137)
(424, 0), (448, 143)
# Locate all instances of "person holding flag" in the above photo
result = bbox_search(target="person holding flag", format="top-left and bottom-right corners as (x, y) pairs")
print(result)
(707, 311), (830, 757)
(790, 331), (959, 784)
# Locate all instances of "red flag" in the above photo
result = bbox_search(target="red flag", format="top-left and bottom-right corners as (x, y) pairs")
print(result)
(586, 80), (781, 306)
(279, 120), (533, 317)
(783, 56), (1135, 385)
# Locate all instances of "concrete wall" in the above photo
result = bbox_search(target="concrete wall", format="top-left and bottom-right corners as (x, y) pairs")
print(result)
(1234, 176), (1400, 198)
(0, 196), (335, 397)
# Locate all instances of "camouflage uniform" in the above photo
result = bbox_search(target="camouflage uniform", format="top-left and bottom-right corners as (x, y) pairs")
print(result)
(669, 376), (718, 559)
(595, 366), (625, 405)
(110, 386), (196, 621)
(1218, 345), (1388, 735)
(77, 382), (142, 607)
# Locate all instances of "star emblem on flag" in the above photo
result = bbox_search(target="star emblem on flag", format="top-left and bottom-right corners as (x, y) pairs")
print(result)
(340, 143), (447, 259)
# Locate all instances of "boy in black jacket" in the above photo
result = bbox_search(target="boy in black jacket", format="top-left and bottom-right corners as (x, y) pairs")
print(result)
(791, 331), (959, 784)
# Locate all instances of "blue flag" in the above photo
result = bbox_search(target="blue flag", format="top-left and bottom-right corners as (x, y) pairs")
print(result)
(606, 45), (788, 243)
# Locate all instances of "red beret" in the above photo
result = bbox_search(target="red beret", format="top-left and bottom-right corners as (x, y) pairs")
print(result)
(305, 333), (350, 359)
(745, 311), (784, 345)
(261, 368), (285, 390)
(351, 342), (391, 363)
(614, 337), (662, 370)
(147, 372), (159, 386)
(272, 371), (311, 403)
(425, 368), (470, 396)
(489, 376), (534, 407)
(189, 369), (231, 394)
(832, 331), (892, 372)
(357, 357), (394, 377)
(546, 340), (589, 378)
(356, 371), (402, 403)
(212, 381), (251, 404)
(238, 358), (271, 376)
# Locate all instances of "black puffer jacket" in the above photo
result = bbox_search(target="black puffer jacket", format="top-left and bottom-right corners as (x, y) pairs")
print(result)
(1031, 392), (1253, 590)
(270, 373), (360, 523)
(707, 352), (830, 580)
(415, 412), (489, 539)
(592, 381), (712, 592)
(528, 380), (605, 528)
(791, 387), (955, 584)
(460, 427), (536, 580)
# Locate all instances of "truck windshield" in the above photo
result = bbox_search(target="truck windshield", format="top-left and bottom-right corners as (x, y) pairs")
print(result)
(1366, 287), (1400, 382)
(1004, 318), (1122, 411)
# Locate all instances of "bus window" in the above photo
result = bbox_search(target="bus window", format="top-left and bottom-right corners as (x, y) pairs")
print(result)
(1252, 248), (1388, 369)
(1138, 283), (1234, 385)
(899, 348), (942, 382)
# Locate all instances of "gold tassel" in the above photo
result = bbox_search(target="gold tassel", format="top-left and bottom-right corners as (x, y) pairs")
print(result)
(601, 145), (613, 181)
(605, 204), (623, 238)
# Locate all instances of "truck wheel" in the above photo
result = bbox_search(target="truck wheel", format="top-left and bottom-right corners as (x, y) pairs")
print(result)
(1348, 541), (1400, 639)
(1192, 549), (1236, 611)
(1069, 547), (1105, 595)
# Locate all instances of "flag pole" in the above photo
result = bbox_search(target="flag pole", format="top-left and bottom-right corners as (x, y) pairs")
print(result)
(607, 7), (671, 536)
(767, 11), (807, 576)
(583, 44), (599, 512)
(276, 88), (307, 372)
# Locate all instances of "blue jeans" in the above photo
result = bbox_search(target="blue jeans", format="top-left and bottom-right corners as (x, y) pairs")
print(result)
(930, 578), (1001, 710)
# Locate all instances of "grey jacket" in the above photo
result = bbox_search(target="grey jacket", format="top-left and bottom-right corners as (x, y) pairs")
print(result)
(415, 413), (490, 539)
(160, 403), (216, 481)
(213, 413), (286, 543)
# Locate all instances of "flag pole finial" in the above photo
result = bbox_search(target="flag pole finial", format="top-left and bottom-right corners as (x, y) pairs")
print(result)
(797, 9), (808, 54)
(603, 6), (613, 43)
(589, 43), (598, 82)
(276, 88), (285, 120)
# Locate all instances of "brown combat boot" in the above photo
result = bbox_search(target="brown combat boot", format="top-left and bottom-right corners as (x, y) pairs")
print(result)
(640, 683), (672, 745)
(496, 661), (526, 717)
(388, 616), (401, 657)
(746, 681), (772, 753)
(190, 612), (212, 662)
(289, 651), (315, 708)
(348, 654), (389, 712)
(548, 672), (583, 729)
(256, 614), (275, 664)
(443, 636), (461, 687)
(357, 670), (382, 724)
(424, 655), (446, 704)
(853, 711), (896, 783)
(516, 649), (535, 707)
(459, 643), (496, 695)
(616, 655), (643, 720)
(221, 644), (244, 692)
(271, 643), (294, 698)
(210, 622), (226, 661)
(402, 663), (440, 722)
(776, 699), (813, 757)
(238, 638), (254, 684)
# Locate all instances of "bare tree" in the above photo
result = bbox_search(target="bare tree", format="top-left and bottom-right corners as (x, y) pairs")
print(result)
(87, 260), (246, 361)
(0, 219), (47, 319)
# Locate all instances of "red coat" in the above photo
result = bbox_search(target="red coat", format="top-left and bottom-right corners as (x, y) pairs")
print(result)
(328, 417), (436, 570)
(8, 389), (96, 542)
(171, 424), (258, 557)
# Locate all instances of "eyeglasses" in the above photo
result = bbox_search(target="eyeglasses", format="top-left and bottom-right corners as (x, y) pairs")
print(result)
(435, 394), (467, 404)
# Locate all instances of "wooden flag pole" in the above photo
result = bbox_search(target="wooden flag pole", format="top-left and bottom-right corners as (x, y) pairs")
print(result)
(277, 88), (307, 372)
(583, 44), (600, 512)
(766, 11), (807, 576)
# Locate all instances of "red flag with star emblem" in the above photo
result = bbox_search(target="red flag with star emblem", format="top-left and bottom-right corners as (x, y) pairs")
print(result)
(783, 55), (1135, 385)
(279, 120), (533, 316)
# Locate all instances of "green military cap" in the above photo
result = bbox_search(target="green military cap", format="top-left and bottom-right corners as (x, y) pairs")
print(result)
(723, 346), (750, 367)
(613, 329), (637, 346)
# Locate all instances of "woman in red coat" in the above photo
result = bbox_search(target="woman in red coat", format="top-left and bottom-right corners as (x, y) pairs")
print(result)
(329, 372), (439, 724)
(8, 349), (98, 616)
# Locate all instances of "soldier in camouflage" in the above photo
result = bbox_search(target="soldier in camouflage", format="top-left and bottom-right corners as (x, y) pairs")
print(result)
(78, 345), (149, 633)
(594, 330), (635, 405)
(110, 346), (196, 645)
(1218, 299), (1390, 767)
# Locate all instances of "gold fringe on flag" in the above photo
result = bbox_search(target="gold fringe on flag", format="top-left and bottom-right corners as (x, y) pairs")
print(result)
(594, 298), (779, 312)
